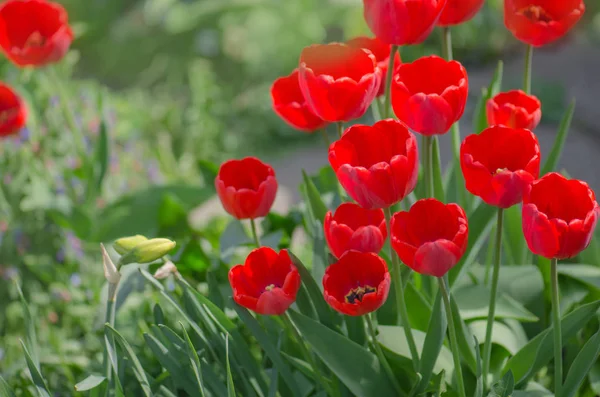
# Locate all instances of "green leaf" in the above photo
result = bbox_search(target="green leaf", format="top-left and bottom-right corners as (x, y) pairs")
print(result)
(488, 370), (514, 397)
(451, 295), (478, 374)
(449, 203), (496, 287)
(504, 300), (600, 385)
(432, 137), (445, 202)
(94, 119), (109, 191)
(226, 336), (236, 397)
(474, 336), (483, 397)
(93, 185), (213, 241)
(180, 323), (207, 397)
(378, 325), (454, 378)
(0, 375), (16, 397)
(20, 340), (51, 397)
(74, 375), (106, 391)
(589, 361), (600, 395)
(473, 61), (503, 134)
(103, 334), (125, 397)
(16, 283), (39, 368)
(105, 325), (152, 397)
(197, 159), (219, 187)
(404, 282), (431, 331)
(289, 252), (338, 331)
(541, 100), (575, 174)
(557, 264), (600, 291)
(233, 302), (301, 397)
(144, 332), (203, 396)
(504, 205), (527, 265)
(560, 327), (600, 397)
(301, 169), (328, 224)
(454, 284), (538, 322)
(417, 292), (447, 392)
(289, 310), (397, 397)
(470, 320), (526, 355)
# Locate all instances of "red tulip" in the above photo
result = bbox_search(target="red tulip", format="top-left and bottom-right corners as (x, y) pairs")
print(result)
(324, 203), (387, 259)
(504, 0), (585, 47)
(363, 0), (447, 45)
(461, 126), (541, 208)
(271, 69), (328, 132)
(329, 119), (419, 209)
(0, 0), (73, 67)
(0, 83), (26, 137)
(215, 157), (278, 220)
(392, 55), (468, 136)
(323, 251), (390, 316)
(438, 0), (485, 26)
(487, 90), (542, 130)
(346, 36), (401, 97)
(298, 43), (380, 122)
(229, 248), (301, 315)
(522, 173), (598, 259)
(391, 199), (468, 277)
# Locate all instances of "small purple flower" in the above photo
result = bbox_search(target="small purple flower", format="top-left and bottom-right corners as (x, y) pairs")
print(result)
(70, 273), (82, 287)
(56, 248), (66, 263)
(19, 127), (30, 143)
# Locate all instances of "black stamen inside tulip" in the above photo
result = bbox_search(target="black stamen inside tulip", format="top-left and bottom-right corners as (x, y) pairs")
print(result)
(345, 285), (377, 304)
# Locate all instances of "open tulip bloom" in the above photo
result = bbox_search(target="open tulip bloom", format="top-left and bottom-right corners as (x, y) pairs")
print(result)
(0, 82), (27, 137)
(487, 90), (542, 130)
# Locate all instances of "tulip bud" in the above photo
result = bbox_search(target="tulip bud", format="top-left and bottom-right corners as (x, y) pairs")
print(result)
(101, 243), (121, 301)
(113, 235), (148, 255)
(120, 238), (176, 265)
(153, 260), (178, 280)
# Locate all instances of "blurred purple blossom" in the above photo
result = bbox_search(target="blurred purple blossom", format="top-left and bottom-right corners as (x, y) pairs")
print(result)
(70, 273), (82, 287)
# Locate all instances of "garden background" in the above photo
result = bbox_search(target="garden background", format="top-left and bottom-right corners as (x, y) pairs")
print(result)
(2, 0), (600, 395)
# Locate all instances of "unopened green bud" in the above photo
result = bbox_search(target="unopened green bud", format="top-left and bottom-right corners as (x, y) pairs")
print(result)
(113, 235), (148, 255)
(121, 238), (176, 265)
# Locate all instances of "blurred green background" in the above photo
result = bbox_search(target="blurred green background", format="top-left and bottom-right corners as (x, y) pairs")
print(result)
(57, 0), (600, 164)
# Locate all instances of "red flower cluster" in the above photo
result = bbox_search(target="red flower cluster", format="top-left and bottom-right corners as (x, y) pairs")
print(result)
(0, 83), (26, 137)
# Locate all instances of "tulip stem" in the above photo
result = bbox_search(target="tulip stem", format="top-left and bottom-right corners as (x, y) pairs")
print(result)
(336, 122), (343, 138)
(423, 136), (433, 198)
(384, 207), (420, 371)
(482, 207), (504, 386)
(383, 45), (398, 119)
(550, 258), (562, 395)
(320, 129), (331, 147)
(441, 27), (465, 208)
(282, 312), (334, 396)
(250, 218), (261, 248)
(365, 313), (403, 394)
(523, 45), (533, 94)
(438, 276), (466, 397)
(103, 286), (118, 387)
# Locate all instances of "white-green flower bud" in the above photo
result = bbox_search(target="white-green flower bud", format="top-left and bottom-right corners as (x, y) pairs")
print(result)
(113, 235), (148, 255)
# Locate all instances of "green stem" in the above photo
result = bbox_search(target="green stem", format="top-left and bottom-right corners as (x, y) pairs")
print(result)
(423, 136), (433, 198)
(383, 45), (398, 119)
(550, 258), (562, 395)
(336, 122), (344, 138)
(384, 207), (419, 370)
(320, 129), (331, 148)
(365, 313), (403, 394)
(523, 45), (533, 94)
(103, 287), (118, 386)
(250, 218), (261, 248)
(282, 313), (335, 396)
(438, 277), (466, 397)
(441, 27), (453, 61)
(482, 208), (504, 385)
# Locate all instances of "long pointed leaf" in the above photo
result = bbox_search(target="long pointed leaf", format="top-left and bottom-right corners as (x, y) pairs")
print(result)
(180, 323), (207, 397)
(233, 302), (301, 397)
(541, 100), (575, 174)
(0, 375), (16, 397)
(105, 325), (152, 397)
(16, 283), (39, 368)
(19, 340), (51, 397)
(560, 327), (600, 397)
(289, 310), (397, 397)
(417, 292), (447, 393)
(226, 336), (236, 397)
